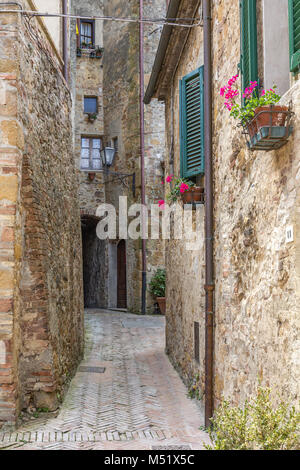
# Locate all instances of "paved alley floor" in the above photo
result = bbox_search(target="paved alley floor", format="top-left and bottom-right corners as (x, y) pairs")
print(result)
(0, 310), (210, 450)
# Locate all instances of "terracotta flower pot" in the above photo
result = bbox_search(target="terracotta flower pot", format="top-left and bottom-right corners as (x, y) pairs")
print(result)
(157, 297), (166, 315)
(247, 105), (289, 138)
(182, 187), (204, 204)
(255, 105), (288, 129)
(88, 172), (96, 181)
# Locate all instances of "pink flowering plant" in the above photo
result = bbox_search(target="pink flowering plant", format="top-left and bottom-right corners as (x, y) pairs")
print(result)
(161, 175), (195, 204)
(220, 74), (281, 125)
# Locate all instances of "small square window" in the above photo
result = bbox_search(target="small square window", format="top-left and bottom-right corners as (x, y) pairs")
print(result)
(84, 97), (98, 114)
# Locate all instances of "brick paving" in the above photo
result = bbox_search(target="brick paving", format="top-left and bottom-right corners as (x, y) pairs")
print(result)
(0, 310), (210, 450)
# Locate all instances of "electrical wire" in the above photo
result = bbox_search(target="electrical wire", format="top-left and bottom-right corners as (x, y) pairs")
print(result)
(0, 9), (202, 28)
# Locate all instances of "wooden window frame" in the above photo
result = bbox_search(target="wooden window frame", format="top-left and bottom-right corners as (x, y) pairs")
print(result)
(84, 96), (98, 114)
(289, 0), (300, 73)
(179, 66), (205, 179)
(80, 136), (103, 171)
(80, 19), (95, 48)
(240, 0), (258, 96)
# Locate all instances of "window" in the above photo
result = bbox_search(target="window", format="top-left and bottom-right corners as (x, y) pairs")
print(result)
(289, 0), (300, 73)
(81, 137), (102, 171)
(80, 20), (95, 48)
(84, 97), (98, 114)
(112, 137), (118, 152)
(179, 67), (204, 178)
(240, 0), (258, 93)
(263, 0), (290, 96)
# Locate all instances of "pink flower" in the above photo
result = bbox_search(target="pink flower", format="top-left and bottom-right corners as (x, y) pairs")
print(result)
(158, 200), (165, 208)
(220, 87), (226, 97)
(166, 175), (173, 183)
(180, 183), (189, 194)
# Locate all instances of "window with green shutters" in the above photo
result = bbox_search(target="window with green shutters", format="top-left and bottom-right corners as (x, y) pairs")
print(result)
(289, 0), (300, 73)
(179, 67), (204, 179)
(240, 0), (258, 94)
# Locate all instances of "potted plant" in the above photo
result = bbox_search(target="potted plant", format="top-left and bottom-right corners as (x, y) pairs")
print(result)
(88, 172), (96, 181)
(159, 175), (204, 205)
(87, 112), (97, 123)
(149, 268), (166, 315)
(95, 46), (103, 58)
(220, 75), (288, 138)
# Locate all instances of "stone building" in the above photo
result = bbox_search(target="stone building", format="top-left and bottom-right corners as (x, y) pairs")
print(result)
(69, 0), (107, 309)
(0, 0), (84, 428)
(145, 0), (300, 413)
(70, 0), (166, 313)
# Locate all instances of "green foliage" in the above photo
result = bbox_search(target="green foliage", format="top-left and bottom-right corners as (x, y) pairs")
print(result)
(230, 89), (281, 125)
(206, 386), (300, 450)
(188, 374), (203, 401)
(149, 268), (166, 298)
(166, 177), (195, 203)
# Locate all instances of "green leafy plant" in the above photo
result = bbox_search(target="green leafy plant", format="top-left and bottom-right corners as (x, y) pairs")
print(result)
(166, 176), (195, 204)
(149, 268), (166, 298)
(188, 373), (203, 401)
(206, 386), (300, 450)
(220, 75), (281, 125)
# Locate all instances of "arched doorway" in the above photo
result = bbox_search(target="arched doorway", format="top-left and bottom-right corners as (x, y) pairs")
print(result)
(117, 240), (127, 309)
(81, 214), (106, 308)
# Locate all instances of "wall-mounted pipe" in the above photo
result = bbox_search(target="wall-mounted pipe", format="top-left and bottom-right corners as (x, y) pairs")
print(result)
(62, 0), (68, 82)
(203, 0), (214, 429)
(139, 0), (147, 315)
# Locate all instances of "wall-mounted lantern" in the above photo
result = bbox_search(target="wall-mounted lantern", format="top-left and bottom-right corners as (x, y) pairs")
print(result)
(100, 147), (116, 168)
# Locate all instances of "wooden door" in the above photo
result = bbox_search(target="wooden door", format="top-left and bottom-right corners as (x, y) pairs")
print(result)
(117, 240), (127, 308)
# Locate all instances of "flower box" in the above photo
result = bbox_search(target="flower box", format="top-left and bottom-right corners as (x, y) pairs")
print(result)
(182, 187), (205, 204)
(246, 105), (289, 139)
(247, 126), (293, 152)
(245, 105), (293, 151)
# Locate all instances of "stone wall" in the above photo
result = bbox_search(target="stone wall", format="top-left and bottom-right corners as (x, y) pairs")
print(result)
(212, 0), (300, 407)
(103, 0), (166, 313)
(162, 9), (206, 392)
(0, 1), (84, 428)
(161, 0), (299, 407)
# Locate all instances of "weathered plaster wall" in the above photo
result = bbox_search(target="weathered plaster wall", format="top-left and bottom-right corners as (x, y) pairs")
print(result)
(0, 1), (84, 427)
(162, 0), (299, 407)
(103, 0), (166, 313)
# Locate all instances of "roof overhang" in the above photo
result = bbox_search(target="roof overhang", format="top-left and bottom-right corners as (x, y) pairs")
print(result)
(144, 0), (201, 104)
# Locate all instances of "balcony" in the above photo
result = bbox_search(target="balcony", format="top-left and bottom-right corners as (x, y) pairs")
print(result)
(76, 45), (104, 59)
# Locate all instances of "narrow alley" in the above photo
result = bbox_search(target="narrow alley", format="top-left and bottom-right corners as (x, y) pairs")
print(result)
(0, 311), (210, 450)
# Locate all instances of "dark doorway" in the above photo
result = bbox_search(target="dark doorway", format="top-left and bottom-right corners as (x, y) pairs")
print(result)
(117, 240), (127, 309)
(81, 215), (106, 308)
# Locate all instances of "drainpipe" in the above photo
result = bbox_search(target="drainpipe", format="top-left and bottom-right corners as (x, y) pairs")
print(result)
(203, 0), (214, 428)
(62, 0), (68, 82)
(139, 0), (147, 315)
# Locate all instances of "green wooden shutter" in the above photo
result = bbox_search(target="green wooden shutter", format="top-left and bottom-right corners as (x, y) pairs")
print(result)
(289, 0), (300, 73)
(240, 0), (258, 93)
(180, 67), (204, 178)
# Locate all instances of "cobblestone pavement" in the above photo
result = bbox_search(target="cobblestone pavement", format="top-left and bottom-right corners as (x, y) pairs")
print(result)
(0, 310), (210, 450)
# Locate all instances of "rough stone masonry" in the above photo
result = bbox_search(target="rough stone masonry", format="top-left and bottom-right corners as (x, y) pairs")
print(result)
(0, 1), (84, 429)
